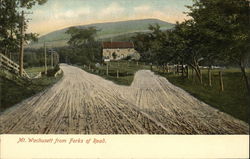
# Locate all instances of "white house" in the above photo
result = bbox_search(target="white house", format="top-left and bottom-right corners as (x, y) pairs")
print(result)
(102, 41), (140, 60)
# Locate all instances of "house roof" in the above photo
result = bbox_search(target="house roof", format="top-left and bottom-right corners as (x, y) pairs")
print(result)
(102, 42), (134, 49)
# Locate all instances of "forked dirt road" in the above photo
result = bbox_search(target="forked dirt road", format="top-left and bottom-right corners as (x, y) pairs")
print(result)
(0, 64), (248, 134)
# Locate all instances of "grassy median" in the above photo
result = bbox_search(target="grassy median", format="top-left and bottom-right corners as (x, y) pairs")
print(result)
(81, 61), (150, 85)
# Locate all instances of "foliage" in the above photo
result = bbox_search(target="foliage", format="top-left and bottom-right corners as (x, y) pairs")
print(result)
(186, 0), (250, 90)
(0, 0), (47, 57)
(64, 27), (102, 65)
(133, 23), (168, 63)
(133, 0), (250, 92)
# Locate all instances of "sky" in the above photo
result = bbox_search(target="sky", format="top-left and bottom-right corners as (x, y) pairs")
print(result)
(27, 0), (193, 36)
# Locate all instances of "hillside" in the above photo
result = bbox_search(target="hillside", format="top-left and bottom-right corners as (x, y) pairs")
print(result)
(28, 19), (174, 48)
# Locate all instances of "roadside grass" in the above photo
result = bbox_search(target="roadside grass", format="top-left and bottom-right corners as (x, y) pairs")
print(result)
(155, 68), (249, 123)
(26, 66), (53, 78)
(81, 61), (249, 123)
(81, 61), (150, 85)
(0, 67), (62, 112)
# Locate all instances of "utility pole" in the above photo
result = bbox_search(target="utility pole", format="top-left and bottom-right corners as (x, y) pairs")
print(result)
(19, 11), (24, 76)
(18, 10), (32, 76)
(51, 50), (54, 67)
(44, 42), (47, 75)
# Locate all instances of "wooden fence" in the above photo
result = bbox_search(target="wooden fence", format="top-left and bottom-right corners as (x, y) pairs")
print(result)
(0, 53), (30, 79)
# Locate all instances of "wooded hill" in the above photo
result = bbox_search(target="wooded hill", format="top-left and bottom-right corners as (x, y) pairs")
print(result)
(28, 19), (174, 48)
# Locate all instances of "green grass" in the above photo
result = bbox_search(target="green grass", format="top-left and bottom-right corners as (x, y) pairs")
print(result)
(155, 68), (249, 123)
(82, 62), (249, 123)
(81, 61), (150, 85)
(25, 66), (53, 78)
(0, 68), (62, 112)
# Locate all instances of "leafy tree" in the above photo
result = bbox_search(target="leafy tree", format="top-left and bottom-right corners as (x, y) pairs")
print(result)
(133, 32), (151, 61)
(65, 27), (101, 65)
(186, 0), (250, 91)
(0, 0), (47, 58)
(133, 23), (167, 63)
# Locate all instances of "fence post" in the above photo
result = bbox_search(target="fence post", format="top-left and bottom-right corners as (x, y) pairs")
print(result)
(219, 71), (224, 91)
(106, 63), (109, 76)
(177, 63), (179, 75)
(186, 66), (189, 79)
(208, 68), (212, 87)
(117, 69), (119, 78)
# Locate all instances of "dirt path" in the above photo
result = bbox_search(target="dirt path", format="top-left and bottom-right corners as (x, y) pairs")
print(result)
(0, 64), (248, 134)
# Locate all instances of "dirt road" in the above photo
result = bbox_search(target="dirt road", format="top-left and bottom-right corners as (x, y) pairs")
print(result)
(0, 64), (248, 134)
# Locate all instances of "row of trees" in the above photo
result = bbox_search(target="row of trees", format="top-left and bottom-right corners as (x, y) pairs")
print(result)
(133, 0), (250, 92)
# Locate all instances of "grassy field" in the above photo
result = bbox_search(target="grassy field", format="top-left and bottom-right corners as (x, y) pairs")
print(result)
(155, 68), (250, 123)
(0, 67), (62, 112)
(81, 61), (150, 85)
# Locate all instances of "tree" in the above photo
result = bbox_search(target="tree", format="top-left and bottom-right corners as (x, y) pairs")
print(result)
(133, 32), (151, 61)
(0, 0), (47, 58)
(133, 23), (167, 63)
(65, 27), (101, 64)
(167, 20), (208, 83)
(186, 0), (250, 92)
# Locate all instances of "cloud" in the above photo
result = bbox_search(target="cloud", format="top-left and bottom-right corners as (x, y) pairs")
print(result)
(99, 2), (124, 17)
(131, 5), (188, 24)
(54, 7), (91, 19)
(134, 5), (151, 13)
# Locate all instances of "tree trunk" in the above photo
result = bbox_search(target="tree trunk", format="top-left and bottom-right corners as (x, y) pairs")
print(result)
(219, 71), (224, 92)
(239, 64), (250, 94)
(190, 64), (202, 84)
(192, 68), (194, 82)
(200, 69), (203, 84)
(177, 62), (180, 75)
(181, 64), (184, 77)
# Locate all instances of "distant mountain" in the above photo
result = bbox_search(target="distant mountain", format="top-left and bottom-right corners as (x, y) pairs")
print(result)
(28, 19), (175, 48)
